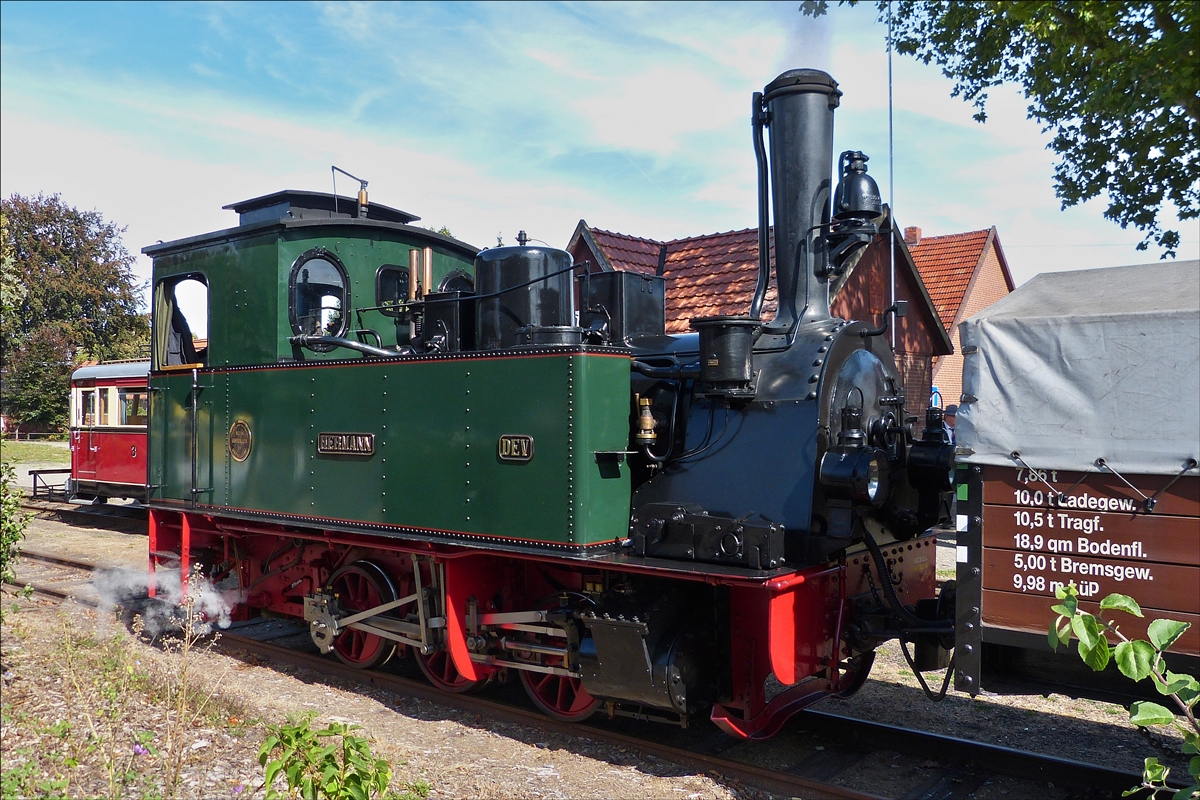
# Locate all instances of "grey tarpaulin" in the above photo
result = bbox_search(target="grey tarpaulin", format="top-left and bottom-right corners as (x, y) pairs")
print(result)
(956, 260), (1199, 476)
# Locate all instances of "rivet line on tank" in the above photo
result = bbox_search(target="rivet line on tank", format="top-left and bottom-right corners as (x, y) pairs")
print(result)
(567, 358), (575, 542)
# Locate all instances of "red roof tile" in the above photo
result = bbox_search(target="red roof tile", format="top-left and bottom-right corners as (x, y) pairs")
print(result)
(584, 226), (777, 332)
(588, 228), (663, 276)
(660, 228), (775, 332)
(908, 229), (991, 330)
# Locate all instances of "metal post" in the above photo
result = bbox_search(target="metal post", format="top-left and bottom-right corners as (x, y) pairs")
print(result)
(887, 3), (896, 349)
(190, 368), (198, 509)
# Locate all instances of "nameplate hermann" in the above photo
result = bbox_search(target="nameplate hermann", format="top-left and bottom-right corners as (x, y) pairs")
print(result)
(317, 432), (375, 456)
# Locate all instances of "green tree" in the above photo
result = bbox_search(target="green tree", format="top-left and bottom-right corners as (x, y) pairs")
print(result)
(1, 194), (149, 429)
(802, 1), (1199, 256)
(5, 323), (75, 430)
(0, 211), (26, 339)
(1, 461), (31, 587)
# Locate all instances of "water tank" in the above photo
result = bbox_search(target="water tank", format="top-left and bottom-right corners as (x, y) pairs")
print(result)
(475, 246), (578, 349)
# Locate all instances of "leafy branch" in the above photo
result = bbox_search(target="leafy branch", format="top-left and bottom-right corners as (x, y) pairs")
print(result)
(1049, 585), (1198, 798)
(258, 714), (427, 800)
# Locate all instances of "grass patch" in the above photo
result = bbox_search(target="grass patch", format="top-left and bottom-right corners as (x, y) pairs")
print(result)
(2, 600), (258, 799)
(1, 440), (70, 465)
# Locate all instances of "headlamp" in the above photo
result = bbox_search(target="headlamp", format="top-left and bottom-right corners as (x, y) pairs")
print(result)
(820, 445), (890, 506)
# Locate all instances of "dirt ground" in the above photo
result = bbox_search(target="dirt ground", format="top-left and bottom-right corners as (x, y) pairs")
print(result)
(1, 516), (1191, 799)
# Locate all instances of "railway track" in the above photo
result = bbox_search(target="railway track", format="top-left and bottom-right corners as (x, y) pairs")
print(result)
(7, 550), (1154, 800)
(20, 496), (147, 534)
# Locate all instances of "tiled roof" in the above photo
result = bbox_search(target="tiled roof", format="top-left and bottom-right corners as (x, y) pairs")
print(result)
(572, 216), (956, 355)
(588, 226), (776, 332)
(908, 229), (991, 330)
(588, 228), (662, 276)
(660, 228), (775, 333)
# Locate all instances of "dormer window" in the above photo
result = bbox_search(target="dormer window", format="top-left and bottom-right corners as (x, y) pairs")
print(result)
(289, 249), (349, 348)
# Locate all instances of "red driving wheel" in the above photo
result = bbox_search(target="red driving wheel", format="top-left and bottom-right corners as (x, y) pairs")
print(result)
(326, 561), (397, 669)
(414, 648), (483, 693)
(519, 658), (599, 722)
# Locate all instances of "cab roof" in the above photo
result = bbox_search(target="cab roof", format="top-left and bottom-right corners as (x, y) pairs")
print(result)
(221, 190), (420, 226)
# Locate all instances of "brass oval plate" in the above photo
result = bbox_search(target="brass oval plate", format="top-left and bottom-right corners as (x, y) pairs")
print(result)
(498, 434), (534, 462)
(229, 419), (252, 462)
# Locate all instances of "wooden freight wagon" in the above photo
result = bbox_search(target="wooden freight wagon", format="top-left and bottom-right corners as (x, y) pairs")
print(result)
(952, 260), (1199, 695)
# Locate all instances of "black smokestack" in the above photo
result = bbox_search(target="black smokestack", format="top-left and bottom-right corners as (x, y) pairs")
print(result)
(762, 69), (841, 330)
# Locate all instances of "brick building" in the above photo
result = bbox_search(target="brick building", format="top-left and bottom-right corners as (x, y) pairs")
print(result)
(567, 210), (954, 416)
(905, 227), (1015, 407)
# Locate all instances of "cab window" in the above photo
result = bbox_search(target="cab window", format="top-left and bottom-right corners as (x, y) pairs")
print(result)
(290, 250), (348, 339)
(154, 275), (209, 369)
(375, 264), (410, 317)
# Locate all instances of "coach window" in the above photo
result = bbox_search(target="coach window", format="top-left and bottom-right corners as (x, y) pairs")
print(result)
(120, 389), (149, 426)
(290, 249), (349, 344)
(81, 389), (97, 426)
(99, 388), (111, 426)
(154, 275), (209, 369)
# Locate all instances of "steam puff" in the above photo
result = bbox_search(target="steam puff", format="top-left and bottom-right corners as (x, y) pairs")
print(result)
(92, 566), (242, 635)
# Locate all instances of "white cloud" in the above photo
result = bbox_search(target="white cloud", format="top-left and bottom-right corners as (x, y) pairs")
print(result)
(2, 0), (1193, 312)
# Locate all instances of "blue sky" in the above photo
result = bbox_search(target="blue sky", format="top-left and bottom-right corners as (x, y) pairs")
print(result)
(2, 1), (1196, 314)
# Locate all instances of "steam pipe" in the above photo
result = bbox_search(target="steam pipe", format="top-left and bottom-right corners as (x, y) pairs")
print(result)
(750, 91), (771, 319)
(631, 360), (700, 379)
(408, 248), (420, 342)
(289, 335), (404, 358)
(408, 249), (420, 300)
(423, 247), (434, 296)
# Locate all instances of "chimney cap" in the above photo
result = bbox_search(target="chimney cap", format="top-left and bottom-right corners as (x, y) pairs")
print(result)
(763, 69), (841, 105)
(904, 226), (922, 245)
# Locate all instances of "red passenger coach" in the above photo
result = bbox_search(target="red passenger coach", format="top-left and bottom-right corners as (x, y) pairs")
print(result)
(69, 361), (150, 503)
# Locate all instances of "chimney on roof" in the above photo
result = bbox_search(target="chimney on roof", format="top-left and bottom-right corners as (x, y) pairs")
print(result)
(904, 226), (922, 245)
